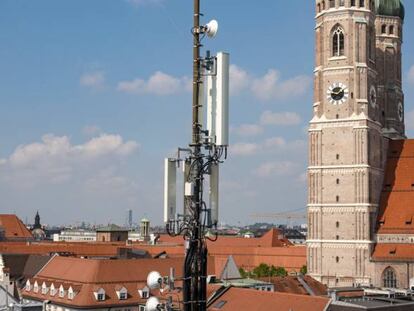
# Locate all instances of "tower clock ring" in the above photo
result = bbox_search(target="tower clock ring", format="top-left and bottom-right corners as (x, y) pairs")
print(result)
(327, 82), (349, 105)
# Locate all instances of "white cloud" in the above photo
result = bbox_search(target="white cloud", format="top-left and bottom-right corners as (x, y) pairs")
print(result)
(117, 71), (190, 96)
(260, 111), (302, 126)
(80, 71), (105, 89)
(231, 124), (264, 137)
(230, 143), (261, 156)
(254, 161), (298, 178)
(408, 65), (414, 85)
(0, 134), (139, 186)
(251, 69), (311, 101)
(230, 65), (250, 95)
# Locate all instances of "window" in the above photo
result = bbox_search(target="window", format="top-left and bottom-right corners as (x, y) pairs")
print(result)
(339, 0), (345, 6)
(139, 306), (146, 311)
(389, 25), (394, 35)
(329, 0), (335, 8)
(59, 288), (65, 298)
(332, 26), (345, 56)
(97, 293), (105, 301)
(336, 221), (340, 228)
(383, 267), (397, 288)
(381, 25), (387, 34)
(336, 196), (340, 202)
(317, 3), (321, 12)
(336, 154), (340, 160)
(119, 292), (127, 300)
(336, 179), (340, 185)
(336, 256), (340, 263)
(359, 0), (364, 7)
(142, 291), (149, 299)
(68, 292), (74, 300)
(351, 0), (356, 6)
(322, 1), (326, 10)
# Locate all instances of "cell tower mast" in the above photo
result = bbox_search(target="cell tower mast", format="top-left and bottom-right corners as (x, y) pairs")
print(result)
(162, 1), (229, 310)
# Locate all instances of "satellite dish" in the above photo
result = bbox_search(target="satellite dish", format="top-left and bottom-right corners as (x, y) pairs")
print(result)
(145, 297), (161, 311)
(205, 20), (219, 38)
(147, 271), (162, 289)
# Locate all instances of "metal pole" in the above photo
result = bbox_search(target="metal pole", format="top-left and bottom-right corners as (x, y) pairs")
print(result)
(182, 1), (207, 310)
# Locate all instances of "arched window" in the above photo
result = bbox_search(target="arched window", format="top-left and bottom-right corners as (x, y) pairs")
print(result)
(389, 25), (394, 35)
(317, 3), (321, 13)
(322, 1), (326, 10)
(383, 267), (397, 288)
(381, 25), (387, 34)
(332, 26), (345, 56)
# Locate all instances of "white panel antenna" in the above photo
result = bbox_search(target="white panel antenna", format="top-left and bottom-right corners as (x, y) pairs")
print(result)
(207, 69), (217, 144)
(215, 52), (230, 146)
(183, 160), (192, 216)
(207, 52), (229, 146)
(164, 158), (177, 223)
(209, 163), (219, 226)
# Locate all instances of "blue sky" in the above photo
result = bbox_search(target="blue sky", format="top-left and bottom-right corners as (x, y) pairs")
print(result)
(0, 0), (413, 226)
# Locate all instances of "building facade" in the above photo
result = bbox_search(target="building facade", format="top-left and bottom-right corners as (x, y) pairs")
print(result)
(308, 0), (407, 287)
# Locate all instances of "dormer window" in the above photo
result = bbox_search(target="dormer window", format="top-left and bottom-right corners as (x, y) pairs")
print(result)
(50, 284), (57, 296)
(139, 286), (150, 299)
(59, 285), (65, 298)
(41, 282), (49, 295)
(25, 280), (31, 291)
(94, 288), (106, 301)
(34, 281), (39, 293)
(116, 286), (128, 300)
(68, 287), (77, 300)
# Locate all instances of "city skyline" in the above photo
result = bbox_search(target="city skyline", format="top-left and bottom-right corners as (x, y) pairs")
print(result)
(1, 0), (414, 226)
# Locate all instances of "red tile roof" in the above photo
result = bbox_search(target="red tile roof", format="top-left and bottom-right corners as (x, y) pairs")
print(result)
(207, 287), (331, 311)
(377, 140), (414, 234)
(0, 215), (33, 239)
(372, 243), (414, 261)
(257, 276), (327, 296)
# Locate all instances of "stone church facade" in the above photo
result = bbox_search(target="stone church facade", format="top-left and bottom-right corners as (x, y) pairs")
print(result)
(307, 0), (414, 288)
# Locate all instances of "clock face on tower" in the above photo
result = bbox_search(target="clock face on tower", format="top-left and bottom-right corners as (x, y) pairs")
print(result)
(370, 85), (377, 108)
(327, 82), (349, 105)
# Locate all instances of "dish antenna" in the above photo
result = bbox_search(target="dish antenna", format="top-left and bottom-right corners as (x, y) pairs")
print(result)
(205, 20), (219, 38)
(145, 297), (161, 311)
(147, 271), (162, 289)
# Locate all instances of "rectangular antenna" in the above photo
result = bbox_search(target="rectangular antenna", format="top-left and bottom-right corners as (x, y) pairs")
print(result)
(209, 162), (219, 226)
(164, 158), (177, 223)
(215, 52), (230, 146)
(198, 75), (205, 130)
(207, 67), (217, 143)
(183, 160), (192, 216)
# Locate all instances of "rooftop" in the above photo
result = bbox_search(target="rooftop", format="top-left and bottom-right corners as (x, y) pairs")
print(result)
(0, 214), (33, 240)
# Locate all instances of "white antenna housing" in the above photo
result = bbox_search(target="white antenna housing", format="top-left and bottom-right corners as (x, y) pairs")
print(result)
(209, 162), (219, 225)
(164, 158), (177, 223)
(207, 52), (229, 146)
(183, 160), (192, 216)
(145, 297), (161, 311)
(215, 52), (229, 146)
(147, 271), (162, 289)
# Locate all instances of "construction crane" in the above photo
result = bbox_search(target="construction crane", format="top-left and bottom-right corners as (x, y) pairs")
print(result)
(250, 212), (306, 227)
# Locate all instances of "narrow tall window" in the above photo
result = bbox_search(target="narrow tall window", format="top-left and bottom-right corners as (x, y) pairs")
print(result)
(322, 1), (326, 10)
(340, 0), (345, 6)
(336, 195), (340, 202)
(389, 25), (394, 35)
(383, 267), (397, 288)
(351, 0), (356, 6)
(330, 0), (335, 8)
(359, 0), (365, 7)
(317, 3), (321, 12)
(381, 25), (387, 34)
(332, 26), (345, 56)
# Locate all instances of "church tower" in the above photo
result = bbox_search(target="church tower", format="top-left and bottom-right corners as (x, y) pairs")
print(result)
(308, 0), (385, 287)
(375, 0), (405, 138)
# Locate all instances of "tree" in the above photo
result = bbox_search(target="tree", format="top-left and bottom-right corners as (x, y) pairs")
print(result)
(300, 265), (307, 275)
(253, 263), (271, 278)
(270, 266), (287, 277)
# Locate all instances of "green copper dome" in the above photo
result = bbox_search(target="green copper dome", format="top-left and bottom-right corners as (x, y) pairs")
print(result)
(375, 0), (405, 20)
